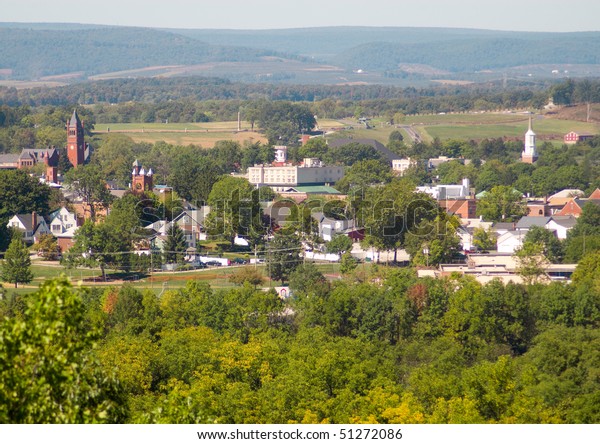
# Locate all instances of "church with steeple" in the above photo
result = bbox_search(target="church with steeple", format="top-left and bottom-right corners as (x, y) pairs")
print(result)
(521, 114), (538, 164)
(131, 159), (153, 194)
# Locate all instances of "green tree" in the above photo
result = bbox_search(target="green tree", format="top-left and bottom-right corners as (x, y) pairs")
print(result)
(334, 159), (391, 193)
(477, 186), (526, 222)
(523, 226), (563, 263)
(0, 169), (51, 222)
(206, 176), (264, 245)
(229, 267), (264, 288)
(267, 232), (302, 284)
(34, 233), (61, 260)
(289, 262), (329, 296)
(63, 220), (124, 280)
(92, 134), (136, 186)
(1, 235), (33, 288)
(64, 164), (113, 222)
(472, 227), (497, 252)
(515, 241), (549, 285)
(326, 234), (353, 255)
(0, 278), (127, 423)
(361, 179), (439, 261)
(340, 252), (358, 275)
(163, 223), (187, 265)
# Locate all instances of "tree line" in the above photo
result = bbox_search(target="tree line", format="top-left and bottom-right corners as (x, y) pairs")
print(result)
(1, 260), (599, 423)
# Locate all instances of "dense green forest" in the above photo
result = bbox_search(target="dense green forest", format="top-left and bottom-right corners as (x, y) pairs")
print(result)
(0, 76), (553, 108)
(1, 266), (599, 423)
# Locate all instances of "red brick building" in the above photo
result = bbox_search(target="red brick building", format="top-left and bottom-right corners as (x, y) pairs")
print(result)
(131, 160), (154, 194)
(440, 199), (477, 219)
(564, 131), (595, 144)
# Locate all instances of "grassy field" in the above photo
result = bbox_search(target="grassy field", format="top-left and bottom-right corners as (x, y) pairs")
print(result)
(3, 261), (347, 296)
(419, 115), (600, 142)
(89, 111), (600, 150)
(92, 121), (267, 147)
(332, 113), (599, 144)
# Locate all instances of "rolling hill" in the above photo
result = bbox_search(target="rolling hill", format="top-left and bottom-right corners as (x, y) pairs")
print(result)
(2, 23), (600, 85)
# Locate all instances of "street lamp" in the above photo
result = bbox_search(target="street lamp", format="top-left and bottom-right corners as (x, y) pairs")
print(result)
(423, 245), (430, 268)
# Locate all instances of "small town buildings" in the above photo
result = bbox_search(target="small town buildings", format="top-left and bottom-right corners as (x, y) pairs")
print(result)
(311, 212), (356, 242)
(564, 131), (595, 144)
(556, 197), (600, 217)
(145, 207), (210, 250)
(392, 158), (417, 175)
(247, 146), (345, 192)
(433, 253), (576, 285)
(417, 178), (472, 200)
(440, 198), (477, 219)
(7, 212), (51, 243)
(546, 216), (577, 240)
(427, 156), (460, 170)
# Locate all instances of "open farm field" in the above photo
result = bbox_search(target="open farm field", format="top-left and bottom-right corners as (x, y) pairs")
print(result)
(92, 121), (267, 147)
(421, 116), (599, 142)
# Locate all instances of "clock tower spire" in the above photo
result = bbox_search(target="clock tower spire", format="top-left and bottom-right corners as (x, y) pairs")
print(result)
(66, 109), (86, 167)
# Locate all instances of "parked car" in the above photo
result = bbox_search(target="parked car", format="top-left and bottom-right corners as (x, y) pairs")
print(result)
(232, 258), (247, 265)
(206, 260), (222, 267)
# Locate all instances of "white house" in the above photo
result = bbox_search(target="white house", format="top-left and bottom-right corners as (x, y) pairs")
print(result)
(48, 207), (78, 236)
(545, 216), (577, 240)
(312, 212), (355, 242)
(7, 212), (51, 243)
(496, 231), (527, 254)
(392, 158), (417, 176)
(146, 207), (211, 250)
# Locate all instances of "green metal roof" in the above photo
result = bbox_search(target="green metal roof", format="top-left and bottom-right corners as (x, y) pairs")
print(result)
(291, 185), (342, 194)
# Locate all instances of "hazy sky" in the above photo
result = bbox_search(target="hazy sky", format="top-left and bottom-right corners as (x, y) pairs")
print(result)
(3, 0), (600, 32)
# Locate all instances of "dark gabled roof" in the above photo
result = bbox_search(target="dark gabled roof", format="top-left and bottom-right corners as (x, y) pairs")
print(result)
(18, 148), (59, 162)
(549, 215), (577, 229)
(574, 198), (600, 208)
(516, 216), (551, 229)
(0, 153), (20, 164)
(327, 138), (401, 162)
(12, 213), (47, 233)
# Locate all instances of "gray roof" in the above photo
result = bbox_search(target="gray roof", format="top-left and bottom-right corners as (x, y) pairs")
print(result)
(549, 215), (577, 228)
(492, 222), (516, 231)
(0, 153), (20, 165)
(327, 138), (401, 162)
(12, 213), (47, 233)
(69, 109), (80, 126)
(516, 216), (551, 229)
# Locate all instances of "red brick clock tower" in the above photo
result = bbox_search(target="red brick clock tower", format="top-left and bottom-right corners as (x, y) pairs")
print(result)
(67, 109), (86, 167)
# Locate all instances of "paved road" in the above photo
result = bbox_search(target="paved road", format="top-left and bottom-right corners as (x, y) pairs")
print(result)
(397, 125), (422, 143)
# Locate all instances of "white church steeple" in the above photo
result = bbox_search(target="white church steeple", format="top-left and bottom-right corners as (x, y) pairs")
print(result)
(522, 114), (538, 164)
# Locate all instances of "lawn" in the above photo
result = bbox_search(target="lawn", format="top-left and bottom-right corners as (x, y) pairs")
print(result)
(92, 121), (268, 148)
(3, 260), (353, 297)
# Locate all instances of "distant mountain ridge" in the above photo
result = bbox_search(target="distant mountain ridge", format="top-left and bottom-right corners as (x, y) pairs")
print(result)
(0, 26), (282, 79)
(1, 23), (600, 83)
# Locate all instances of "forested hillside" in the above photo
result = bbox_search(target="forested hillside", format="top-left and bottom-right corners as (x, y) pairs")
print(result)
(332, 35), (600, 72)
(0, 27), (278, 79)
(2, 24), (600, 82)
